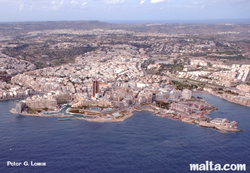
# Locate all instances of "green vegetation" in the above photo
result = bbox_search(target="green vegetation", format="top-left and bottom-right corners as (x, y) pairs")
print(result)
(42, 108), (48, 111)
(148, 60), (155, 64)
(69, 109), (79, 113)
(119, 110), (127, 114)
(215, 42), (228, 47)
(76, 105), (90, 109)
(26, 107), (48, 114)
(130, 43), (152, 49)
(172, 80), (198, 90)
(156, 102), (170, 109)
(246, 79), (250, 86)
(158, 64), (184, 74)
(215, 51), (239, 55)
(243, 40), (250, 44)
(116, 113), (125, 119)
(3, 46), (97, 69)
(26, 107), (36, 114)
(224, 90), (239, 96)
(0, 78), (11, 84)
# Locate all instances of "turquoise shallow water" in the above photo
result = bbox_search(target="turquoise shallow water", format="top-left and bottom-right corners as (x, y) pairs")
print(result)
(44, 105), (85, 119)
(0, 93), (249, 173)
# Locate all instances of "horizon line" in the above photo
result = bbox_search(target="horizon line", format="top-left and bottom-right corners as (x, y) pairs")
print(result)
(0, 18), (250, 25)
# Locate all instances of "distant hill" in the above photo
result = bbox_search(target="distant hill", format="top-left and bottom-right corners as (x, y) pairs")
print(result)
(0, 20), (114, 31)
(0, 21), (250, 36)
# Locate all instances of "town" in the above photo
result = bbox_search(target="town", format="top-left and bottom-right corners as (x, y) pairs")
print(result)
(1, 21), (249, 132)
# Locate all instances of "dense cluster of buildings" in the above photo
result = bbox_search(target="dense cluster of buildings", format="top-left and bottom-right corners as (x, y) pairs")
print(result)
(15, 91), (73, 113)
(0, 23), (248, 131)
(171, 101), (214, 114)
(179, 58), (250, 87)
(0, 53), (36, 75)
(0, 80), (35, 101)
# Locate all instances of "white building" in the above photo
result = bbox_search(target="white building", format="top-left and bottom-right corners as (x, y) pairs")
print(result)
(182, 89), (192, 100)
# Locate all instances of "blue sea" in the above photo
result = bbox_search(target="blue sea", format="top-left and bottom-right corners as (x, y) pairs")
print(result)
(0, 93), (250, 173)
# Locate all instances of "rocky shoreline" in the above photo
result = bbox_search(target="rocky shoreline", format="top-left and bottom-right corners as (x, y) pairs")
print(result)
(10, 103), (242, 133)
(74, 111), (134, 123)
(10, 108), (73, 118)
(199, 121), (242, 133)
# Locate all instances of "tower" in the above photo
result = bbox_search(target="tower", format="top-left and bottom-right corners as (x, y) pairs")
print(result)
(92, 81), (99, 97)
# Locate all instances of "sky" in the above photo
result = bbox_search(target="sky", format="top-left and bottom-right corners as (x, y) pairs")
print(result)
(0, 0), (250, 22)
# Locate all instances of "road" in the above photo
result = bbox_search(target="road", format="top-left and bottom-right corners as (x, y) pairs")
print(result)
(141, 58), (152, 78)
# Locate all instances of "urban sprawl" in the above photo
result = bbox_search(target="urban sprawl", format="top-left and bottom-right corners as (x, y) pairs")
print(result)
(1, 21), (250, 132)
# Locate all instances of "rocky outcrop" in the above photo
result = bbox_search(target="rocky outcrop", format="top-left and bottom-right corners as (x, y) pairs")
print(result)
(199, 118), (242, 132)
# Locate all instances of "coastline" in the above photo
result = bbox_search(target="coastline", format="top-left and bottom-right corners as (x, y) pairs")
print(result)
(74, 111), (135, 123)
(195, 90), (250, 108)
(10, 108), (73, 118)
(10, 103), (242, 133)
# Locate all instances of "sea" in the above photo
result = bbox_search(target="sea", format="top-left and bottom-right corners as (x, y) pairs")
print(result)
(0, 93), (249, 173)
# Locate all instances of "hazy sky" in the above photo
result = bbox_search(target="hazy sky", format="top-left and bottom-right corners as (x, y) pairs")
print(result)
(0, 0), (249, 22)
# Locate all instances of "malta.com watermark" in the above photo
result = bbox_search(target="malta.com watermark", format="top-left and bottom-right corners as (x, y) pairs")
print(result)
(190, 161), (246, 171)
